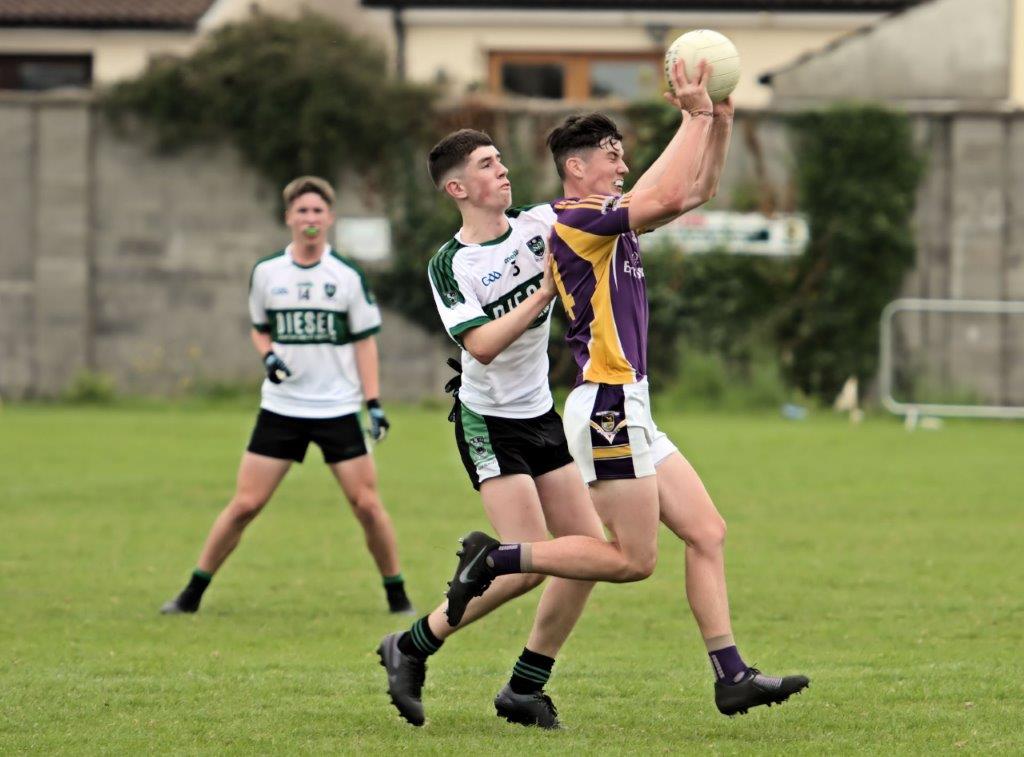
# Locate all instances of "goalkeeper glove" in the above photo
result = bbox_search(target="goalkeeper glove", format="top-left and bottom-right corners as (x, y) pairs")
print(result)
(366, 398), (390, 442)
(263, 351), (292, 384)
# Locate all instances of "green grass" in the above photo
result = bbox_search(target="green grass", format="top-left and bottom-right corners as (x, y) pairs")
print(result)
(1, 403), (1022, 754)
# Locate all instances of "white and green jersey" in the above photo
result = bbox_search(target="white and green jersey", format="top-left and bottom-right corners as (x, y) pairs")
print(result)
(249, 244), (381, 419)
(428, 203), (557, 419)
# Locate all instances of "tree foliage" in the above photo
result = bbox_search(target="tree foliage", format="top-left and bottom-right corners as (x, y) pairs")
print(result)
(780, 105), (923, 401)
(102, 12), (436, 195)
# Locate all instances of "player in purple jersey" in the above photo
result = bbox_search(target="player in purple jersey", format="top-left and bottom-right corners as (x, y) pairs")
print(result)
(444, 59), (809, 717)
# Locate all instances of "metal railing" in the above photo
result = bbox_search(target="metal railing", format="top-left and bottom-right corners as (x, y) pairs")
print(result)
(879, 298), (1024, 420)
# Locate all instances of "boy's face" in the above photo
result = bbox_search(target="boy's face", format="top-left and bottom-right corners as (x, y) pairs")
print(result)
(285, 191), (334, 245)
(575, 137), (628, 197)
(445, 145), (512, 212)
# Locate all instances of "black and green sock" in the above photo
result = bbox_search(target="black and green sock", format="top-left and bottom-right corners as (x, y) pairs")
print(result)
(509, 647), (555, 695)
(177, 568), (212, 611)
(383, 573), (412, 612)
(397, 615), (443, 660)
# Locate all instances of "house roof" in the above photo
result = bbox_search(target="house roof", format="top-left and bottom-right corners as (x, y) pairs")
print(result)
(758, 0), (929, 83)
(0, 0), (217, 29)
(362, 1), (920, 10)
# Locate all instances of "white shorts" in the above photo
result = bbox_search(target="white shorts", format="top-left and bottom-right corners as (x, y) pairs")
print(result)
(562, 378), (678, 483)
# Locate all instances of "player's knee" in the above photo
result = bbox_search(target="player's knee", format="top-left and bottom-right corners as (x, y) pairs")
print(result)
(690, 515), (727, 553)
(229, 495), (266, 524)
(619, 551), (657, 582)
(350, 491), (384, 524)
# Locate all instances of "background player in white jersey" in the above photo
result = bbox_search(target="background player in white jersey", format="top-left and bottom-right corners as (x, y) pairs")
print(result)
(160, 176), (413, 616)
(442, 60), (809, 718)
(377, 129), (609, 730)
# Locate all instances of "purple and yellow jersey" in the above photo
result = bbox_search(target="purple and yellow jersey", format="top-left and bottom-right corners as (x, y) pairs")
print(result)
(549, 194), (648, 386)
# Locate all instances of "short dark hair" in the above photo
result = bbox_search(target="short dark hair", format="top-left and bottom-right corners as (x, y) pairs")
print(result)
(546, 113), (624, 180)
(282, 176), (335, 209)
(427, 129), (495, 188)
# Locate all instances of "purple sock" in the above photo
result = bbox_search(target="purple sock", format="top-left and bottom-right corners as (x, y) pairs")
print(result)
(709, 645), (748, 684)
(485, 544), (522, 575)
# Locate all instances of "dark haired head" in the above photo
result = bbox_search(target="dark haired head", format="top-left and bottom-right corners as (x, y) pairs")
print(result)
(428, 129), (495, 188)
(546, 113), (623, 180)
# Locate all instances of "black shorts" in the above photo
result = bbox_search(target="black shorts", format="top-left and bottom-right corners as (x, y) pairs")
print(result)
(246, 409), (367, 464)
(453, 403), (575, 490)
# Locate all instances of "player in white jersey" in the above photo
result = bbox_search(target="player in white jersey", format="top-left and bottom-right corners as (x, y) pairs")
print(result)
(160, 176), (413, 616)
(377, 129), (610, 730)
(429, 203), (557, 424)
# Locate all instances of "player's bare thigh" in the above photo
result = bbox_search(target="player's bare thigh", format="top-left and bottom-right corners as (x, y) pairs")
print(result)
(588, 476), (661, 577)
(233, 452), (292, 509)
(327, 452), (378, 502)
(480, 473), (552, 543)
(534, 462), (606, 540)
(656, 451), (727, 545)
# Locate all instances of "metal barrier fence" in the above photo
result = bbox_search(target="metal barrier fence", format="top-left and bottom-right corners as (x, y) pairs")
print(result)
(879, 298), (1024, 420)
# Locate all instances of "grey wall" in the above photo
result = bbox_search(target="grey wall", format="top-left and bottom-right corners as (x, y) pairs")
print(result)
(1, 92), (1021, 404)
(769, 0), (1013, 107)
(0, 92), (451, 401)
(898, 113), (1024, 404)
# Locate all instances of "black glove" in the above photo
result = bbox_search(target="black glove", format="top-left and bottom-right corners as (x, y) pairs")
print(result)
(366, 398), (390, 442)
(444, 357), (462, 422)
(443, 357), (462, 395)
(263, 351), (291, 384)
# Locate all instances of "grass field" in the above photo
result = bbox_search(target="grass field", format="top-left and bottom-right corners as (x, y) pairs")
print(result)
(1, 402), (1022, 754)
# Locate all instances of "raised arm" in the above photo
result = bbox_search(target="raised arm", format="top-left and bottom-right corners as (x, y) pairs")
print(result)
(623, 59), (714, 231)
(686, 97), (734, 208)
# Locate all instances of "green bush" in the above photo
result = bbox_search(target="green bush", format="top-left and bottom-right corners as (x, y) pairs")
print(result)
(655, 346), (792, 411)
(102, 12), (436, 200)
(62, 371), (117, 404)
(780, 104), (924, 402)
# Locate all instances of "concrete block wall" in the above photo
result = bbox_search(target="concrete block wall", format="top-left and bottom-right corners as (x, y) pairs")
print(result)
(0, 100), (36, 395)
(898, 113), (1024, 404)
(0, 92), (451, 402)
(0, 93), (1020, 405)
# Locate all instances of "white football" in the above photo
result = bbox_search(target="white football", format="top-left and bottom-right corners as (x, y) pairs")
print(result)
(664, 29), (740, 104)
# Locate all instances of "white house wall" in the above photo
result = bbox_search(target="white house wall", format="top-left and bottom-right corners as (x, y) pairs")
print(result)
(402, 10), (879, 108)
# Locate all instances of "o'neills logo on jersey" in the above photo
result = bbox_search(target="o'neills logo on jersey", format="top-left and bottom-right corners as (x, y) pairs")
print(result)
(482, 274), (550, 328)
(269, 308), (348, 344)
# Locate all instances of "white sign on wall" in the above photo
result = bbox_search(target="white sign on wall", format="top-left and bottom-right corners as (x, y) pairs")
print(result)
(647, 211), (809, 257)
(335, 217), (392, 262)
